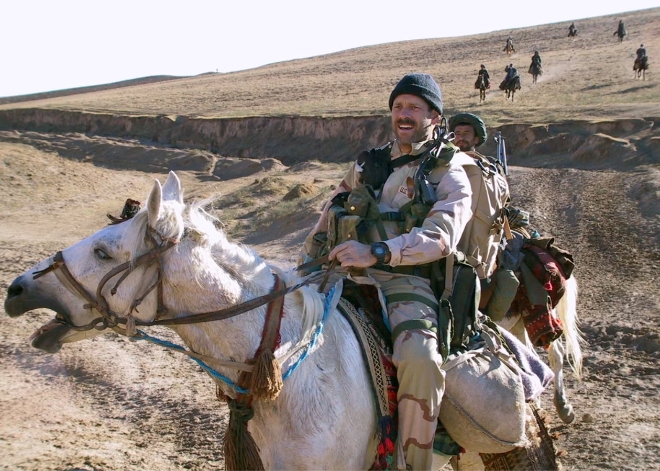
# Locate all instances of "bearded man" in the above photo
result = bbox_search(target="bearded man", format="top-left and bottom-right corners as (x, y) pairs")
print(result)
(299, 73), (474, 470)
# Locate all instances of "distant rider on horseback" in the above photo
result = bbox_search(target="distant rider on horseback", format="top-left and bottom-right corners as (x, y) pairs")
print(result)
(528, 51), (543, 76)
(635, 43), (649, 72)
(614, 20), (626, 41)
(503, 36), (515, 54)
(475, 64), (490, 89)
(637, 43), (647, 61)
(500, 64), (519, 90)
(568, 22), (577, 37)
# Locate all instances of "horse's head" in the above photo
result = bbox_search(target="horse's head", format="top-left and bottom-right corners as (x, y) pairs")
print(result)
(4, 172), (186, 353)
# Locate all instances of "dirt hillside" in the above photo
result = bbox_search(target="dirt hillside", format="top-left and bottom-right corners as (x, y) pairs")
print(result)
(1, 6), (659, 471)
(1, 8), (659, 125)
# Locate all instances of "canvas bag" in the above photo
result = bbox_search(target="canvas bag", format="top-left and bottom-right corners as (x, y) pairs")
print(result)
(439, 324), (528, 454)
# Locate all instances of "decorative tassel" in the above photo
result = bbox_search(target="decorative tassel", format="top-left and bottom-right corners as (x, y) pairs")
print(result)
(224, 399), (264, 471)
(249, 348), (283, 401)
(125, 314), (137, 338)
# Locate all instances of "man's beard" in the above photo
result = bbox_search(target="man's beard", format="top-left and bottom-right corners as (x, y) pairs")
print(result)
(394, 118), (433, 145)
(455, 140), (471, 152)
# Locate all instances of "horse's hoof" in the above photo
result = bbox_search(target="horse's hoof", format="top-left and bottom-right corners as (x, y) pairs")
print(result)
(554, 396), (576, 424)
(558, 406), (575, 424)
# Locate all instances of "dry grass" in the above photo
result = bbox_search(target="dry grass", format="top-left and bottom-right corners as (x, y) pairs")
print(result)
(1, 9), (659, 126)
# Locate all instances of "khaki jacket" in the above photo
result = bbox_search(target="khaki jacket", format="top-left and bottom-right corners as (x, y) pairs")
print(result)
(300, 139), (473, 268)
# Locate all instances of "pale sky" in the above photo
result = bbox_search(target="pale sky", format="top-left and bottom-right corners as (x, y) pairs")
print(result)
(1, 0), (657, 97)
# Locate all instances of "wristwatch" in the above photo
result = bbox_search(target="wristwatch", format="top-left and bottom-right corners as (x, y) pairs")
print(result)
(371, 242), (391, 265)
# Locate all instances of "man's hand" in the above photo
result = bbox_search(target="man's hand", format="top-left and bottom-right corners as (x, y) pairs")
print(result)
(329, 241), (377, 268)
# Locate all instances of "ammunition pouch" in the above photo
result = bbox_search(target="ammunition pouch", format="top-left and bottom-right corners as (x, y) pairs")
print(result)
(325, 185), (386, 251)
(433, 256), (482, 359)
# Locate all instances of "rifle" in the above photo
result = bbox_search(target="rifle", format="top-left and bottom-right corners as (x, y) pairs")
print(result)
(494, 131), (508, 176)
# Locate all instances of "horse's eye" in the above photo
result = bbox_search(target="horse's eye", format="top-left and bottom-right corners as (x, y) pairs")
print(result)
(94, 248), (112, 261)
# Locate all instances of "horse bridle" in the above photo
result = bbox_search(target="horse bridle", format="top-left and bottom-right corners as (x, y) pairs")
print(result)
(32, 227), (177, 333)
(32, 224), (336, 334)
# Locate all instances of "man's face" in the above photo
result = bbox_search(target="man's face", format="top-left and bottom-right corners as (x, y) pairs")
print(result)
(391, 94), (439, 150)
(452, 124), (479, 152)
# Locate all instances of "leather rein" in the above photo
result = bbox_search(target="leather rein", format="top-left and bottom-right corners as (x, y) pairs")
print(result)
(32, 226), (334, 334)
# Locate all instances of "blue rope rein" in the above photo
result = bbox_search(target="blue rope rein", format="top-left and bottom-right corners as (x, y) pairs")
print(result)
(131, 285), (335, 395)
(132, 330), (249, 394)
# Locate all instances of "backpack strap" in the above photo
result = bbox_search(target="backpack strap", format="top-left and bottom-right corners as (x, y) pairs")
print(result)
(391, 153), (424, 168)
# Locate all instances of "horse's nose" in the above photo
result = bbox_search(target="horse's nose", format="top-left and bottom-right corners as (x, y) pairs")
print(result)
(7, 277), (24, 299)
(5, 275), (26, 317)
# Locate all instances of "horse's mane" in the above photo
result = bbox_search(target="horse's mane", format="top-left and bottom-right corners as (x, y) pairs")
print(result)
(124, 197), (325, 335)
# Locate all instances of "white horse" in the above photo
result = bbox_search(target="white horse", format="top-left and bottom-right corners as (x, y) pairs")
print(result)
(5, 171), (458, 470)
(5, 171), (557, 470)
(498, 275), (584, 424)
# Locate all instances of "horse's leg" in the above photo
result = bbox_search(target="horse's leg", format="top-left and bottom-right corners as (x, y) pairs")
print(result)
(548, 340), (576, 424)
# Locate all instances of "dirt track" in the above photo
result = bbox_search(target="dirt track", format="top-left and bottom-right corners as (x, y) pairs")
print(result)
(1, 134), (659, 470)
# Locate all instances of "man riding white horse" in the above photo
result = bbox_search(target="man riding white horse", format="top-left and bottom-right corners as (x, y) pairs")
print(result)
(301, 74), (474, 469)
(300, 73), (480, 470)
(299, 74), (529, 468)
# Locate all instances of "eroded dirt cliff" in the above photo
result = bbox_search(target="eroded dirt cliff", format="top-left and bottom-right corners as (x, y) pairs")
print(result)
(1, 111), (658, 171)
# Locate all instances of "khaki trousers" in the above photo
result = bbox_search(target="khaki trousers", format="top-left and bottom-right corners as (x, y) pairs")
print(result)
(370, 270), (445, 471)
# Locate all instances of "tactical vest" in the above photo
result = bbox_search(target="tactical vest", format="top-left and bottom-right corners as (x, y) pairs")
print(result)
(351, 143), (510, 281)
(325, 139), (510, 353)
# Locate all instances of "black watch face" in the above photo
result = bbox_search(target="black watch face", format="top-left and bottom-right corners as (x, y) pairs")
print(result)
(372, 243), (388, 263)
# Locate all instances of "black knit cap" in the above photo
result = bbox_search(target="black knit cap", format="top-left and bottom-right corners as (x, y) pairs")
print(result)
(448, 113), (488, 147)
(388, 73), (443, 114)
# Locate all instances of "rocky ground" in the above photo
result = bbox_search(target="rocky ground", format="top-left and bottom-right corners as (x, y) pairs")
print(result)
(1, 133), (659, 470)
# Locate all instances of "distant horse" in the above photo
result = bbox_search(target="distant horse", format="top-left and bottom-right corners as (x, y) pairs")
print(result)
(497, 275), (583, 424)
(528, 63), (543, 84)
(613, 25), (626, 42)
(501, 76), (521, 101)
(475, 74), (488, 102)
(568, 28), (577, 38)
(503, 41), (516, 55)
(634, 57), (649, 80)
(4, 171), (556, 470)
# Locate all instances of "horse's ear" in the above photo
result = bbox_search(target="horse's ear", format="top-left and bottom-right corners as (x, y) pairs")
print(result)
(147, 179), (163, 228)
(162, 171), (183, 204)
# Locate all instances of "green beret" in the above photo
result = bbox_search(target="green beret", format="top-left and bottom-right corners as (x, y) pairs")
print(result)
(448, 113), (487, 147)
